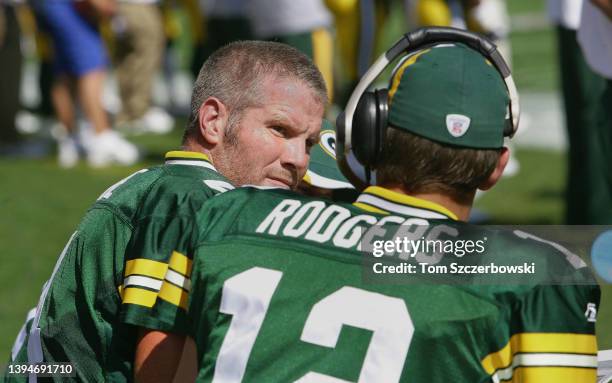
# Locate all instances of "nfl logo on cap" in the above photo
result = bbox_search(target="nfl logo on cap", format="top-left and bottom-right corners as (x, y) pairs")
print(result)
(446, 114), (471, 138)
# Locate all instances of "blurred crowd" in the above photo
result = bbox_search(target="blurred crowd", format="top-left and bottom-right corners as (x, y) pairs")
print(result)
(0, 0), (611, 223)
(0, 0), (512, 165)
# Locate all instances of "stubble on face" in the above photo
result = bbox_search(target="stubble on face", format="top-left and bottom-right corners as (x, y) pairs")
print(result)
(213, 123), (274, 187)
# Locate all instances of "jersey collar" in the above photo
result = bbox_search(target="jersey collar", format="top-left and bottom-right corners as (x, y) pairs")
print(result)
(164, 151), (217, 171)
(353, 186), (458, 220)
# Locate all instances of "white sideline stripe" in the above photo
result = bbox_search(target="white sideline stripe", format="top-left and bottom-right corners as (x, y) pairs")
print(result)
(356, 194), (448, 219)
(165, 159), (216, 171)
(124, 275), (163, 291)
(165, 269), (191, 291)
(495, 353), (598, 381)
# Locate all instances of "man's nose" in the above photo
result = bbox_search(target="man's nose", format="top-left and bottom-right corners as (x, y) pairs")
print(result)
(281, 138), (309, 176)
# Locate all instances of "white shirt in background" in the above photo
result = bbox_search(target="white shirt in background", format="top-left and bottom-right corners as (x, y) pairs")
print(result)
(578, 0), (612, 79)
(247, 0), (332, 39)
(547, 0), (583, 29)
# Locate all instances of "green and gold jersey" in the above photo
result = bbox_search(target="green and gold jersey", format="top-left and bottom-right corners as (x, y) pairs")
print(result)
(122, 186), (600, 383)
(6, 151), (232, 383)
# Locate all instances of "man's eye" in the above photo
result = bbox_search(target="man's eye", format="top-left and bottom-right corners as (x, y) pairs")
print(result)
(271, 126), (286, 136)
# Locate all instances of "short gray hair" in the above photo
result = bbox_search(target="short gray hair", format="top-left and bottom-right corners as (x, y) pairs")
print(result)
(183, 40), (328, 142)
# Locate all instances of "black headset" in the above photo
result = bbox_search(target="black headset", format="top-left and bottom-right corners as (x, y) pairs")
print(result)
(336, 26), (520, 190)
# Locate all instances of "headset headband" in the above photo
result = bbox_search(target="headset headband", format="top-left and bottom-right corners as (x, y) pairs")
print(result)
(337, 27), (520, 187)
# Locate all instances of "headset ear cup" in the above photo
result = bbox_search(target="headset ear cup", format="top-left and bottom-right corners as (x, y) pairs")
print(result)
(504, 120), (512, 137)
(336, 111), (346, 144)
(352, 91), (378, 166)
(503, 112), (514, 137)
(373, 89), (389, 166)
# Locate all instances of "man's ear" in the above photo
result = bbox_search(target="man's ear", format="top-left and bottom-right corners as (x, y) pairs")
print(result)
(198, 97), (228, 146)
(479, 147), (510, 191)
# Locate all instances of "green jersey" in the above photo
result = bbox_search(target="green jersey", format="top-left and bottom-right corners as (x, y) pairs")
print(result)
(122, 186), (600, 383)
(6, 151), (233, 382)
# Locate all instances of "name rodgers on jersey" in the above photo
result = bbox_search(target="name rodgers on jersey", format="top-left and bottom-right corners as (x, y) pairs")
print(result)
(256, 198), (474, 264)
(253, 196), (592, 274)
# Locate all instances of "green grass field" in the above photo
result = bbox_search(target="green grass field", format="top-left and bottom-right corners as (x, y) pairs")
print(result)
(2, 0), (611, 367)
(0, 130), (185, 360)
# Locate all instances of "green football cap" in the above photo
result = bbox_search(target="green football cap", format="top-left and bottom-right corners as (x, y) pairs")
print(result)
(388, 43), (510, 149)
(303, 120), (354, 190)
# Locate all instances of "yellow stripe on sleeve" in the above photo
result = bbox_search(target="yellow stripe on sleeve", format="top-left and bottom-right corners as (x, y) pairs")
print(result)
(122, 287), (158, 308)
(168, 251), (193, 277)
(159, 282), (189, 310)
(482, 340), (512, 375)
(124, 258), (168, 279)
(482, 333), (598, 374)
(514, 333), (597, 354)
(501, 366), (596, 383)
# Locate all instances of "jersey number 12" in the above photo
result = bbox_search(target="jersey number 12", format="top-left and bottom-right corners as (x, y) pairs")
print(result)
(213, 267), (415, 383)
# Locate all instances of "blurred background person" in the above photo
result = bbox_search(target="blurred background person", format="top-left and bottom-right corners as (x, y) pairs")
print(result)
(112, 0), (173, 135)
(30, 12), (56, 129)
(247, 0), (335, 103)
(325, 0), (391, 106)
(182, 0), (335, 111)
(189, 0), (252, 80)
(32, 0), (138, 168)
(578, 0), (612, 224)
(151, 1), (197, 116)
(548, 0), (606, 224)
(0, 0), (23, 154)
(404, 0), (512, 67)
(1, 1), (60, 157)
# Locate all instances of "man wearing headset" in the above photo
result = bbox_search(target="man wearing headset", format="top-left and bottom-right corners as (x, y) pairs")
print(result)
(127, 30), (600, 382)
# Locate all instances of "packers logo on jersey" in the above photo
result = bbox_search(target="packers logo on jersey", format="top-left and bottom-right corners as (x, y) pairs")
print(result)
(319, 130), (337, 159)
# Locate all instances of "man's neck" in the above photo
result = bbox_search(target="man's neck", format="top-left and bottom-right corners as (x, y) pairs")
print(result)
(383, 186), (474, 222)
(182, 141), (214, 164)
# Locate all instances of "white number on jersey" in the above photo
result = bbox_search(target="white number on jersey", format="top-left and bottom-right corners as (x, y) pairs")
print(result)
(214, 267), (414, 383)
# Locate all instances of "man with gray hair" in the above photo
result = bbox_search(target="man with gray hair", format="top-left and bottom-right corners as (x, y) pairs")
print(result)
(183, 40), (327, 189)
(5, 40), (326, 382)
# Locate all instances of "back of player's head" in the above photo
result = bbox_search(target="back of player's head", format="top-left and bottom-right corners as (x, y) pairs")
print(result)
(184, 40), (328, 142)
(377, 43), (509, 202)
